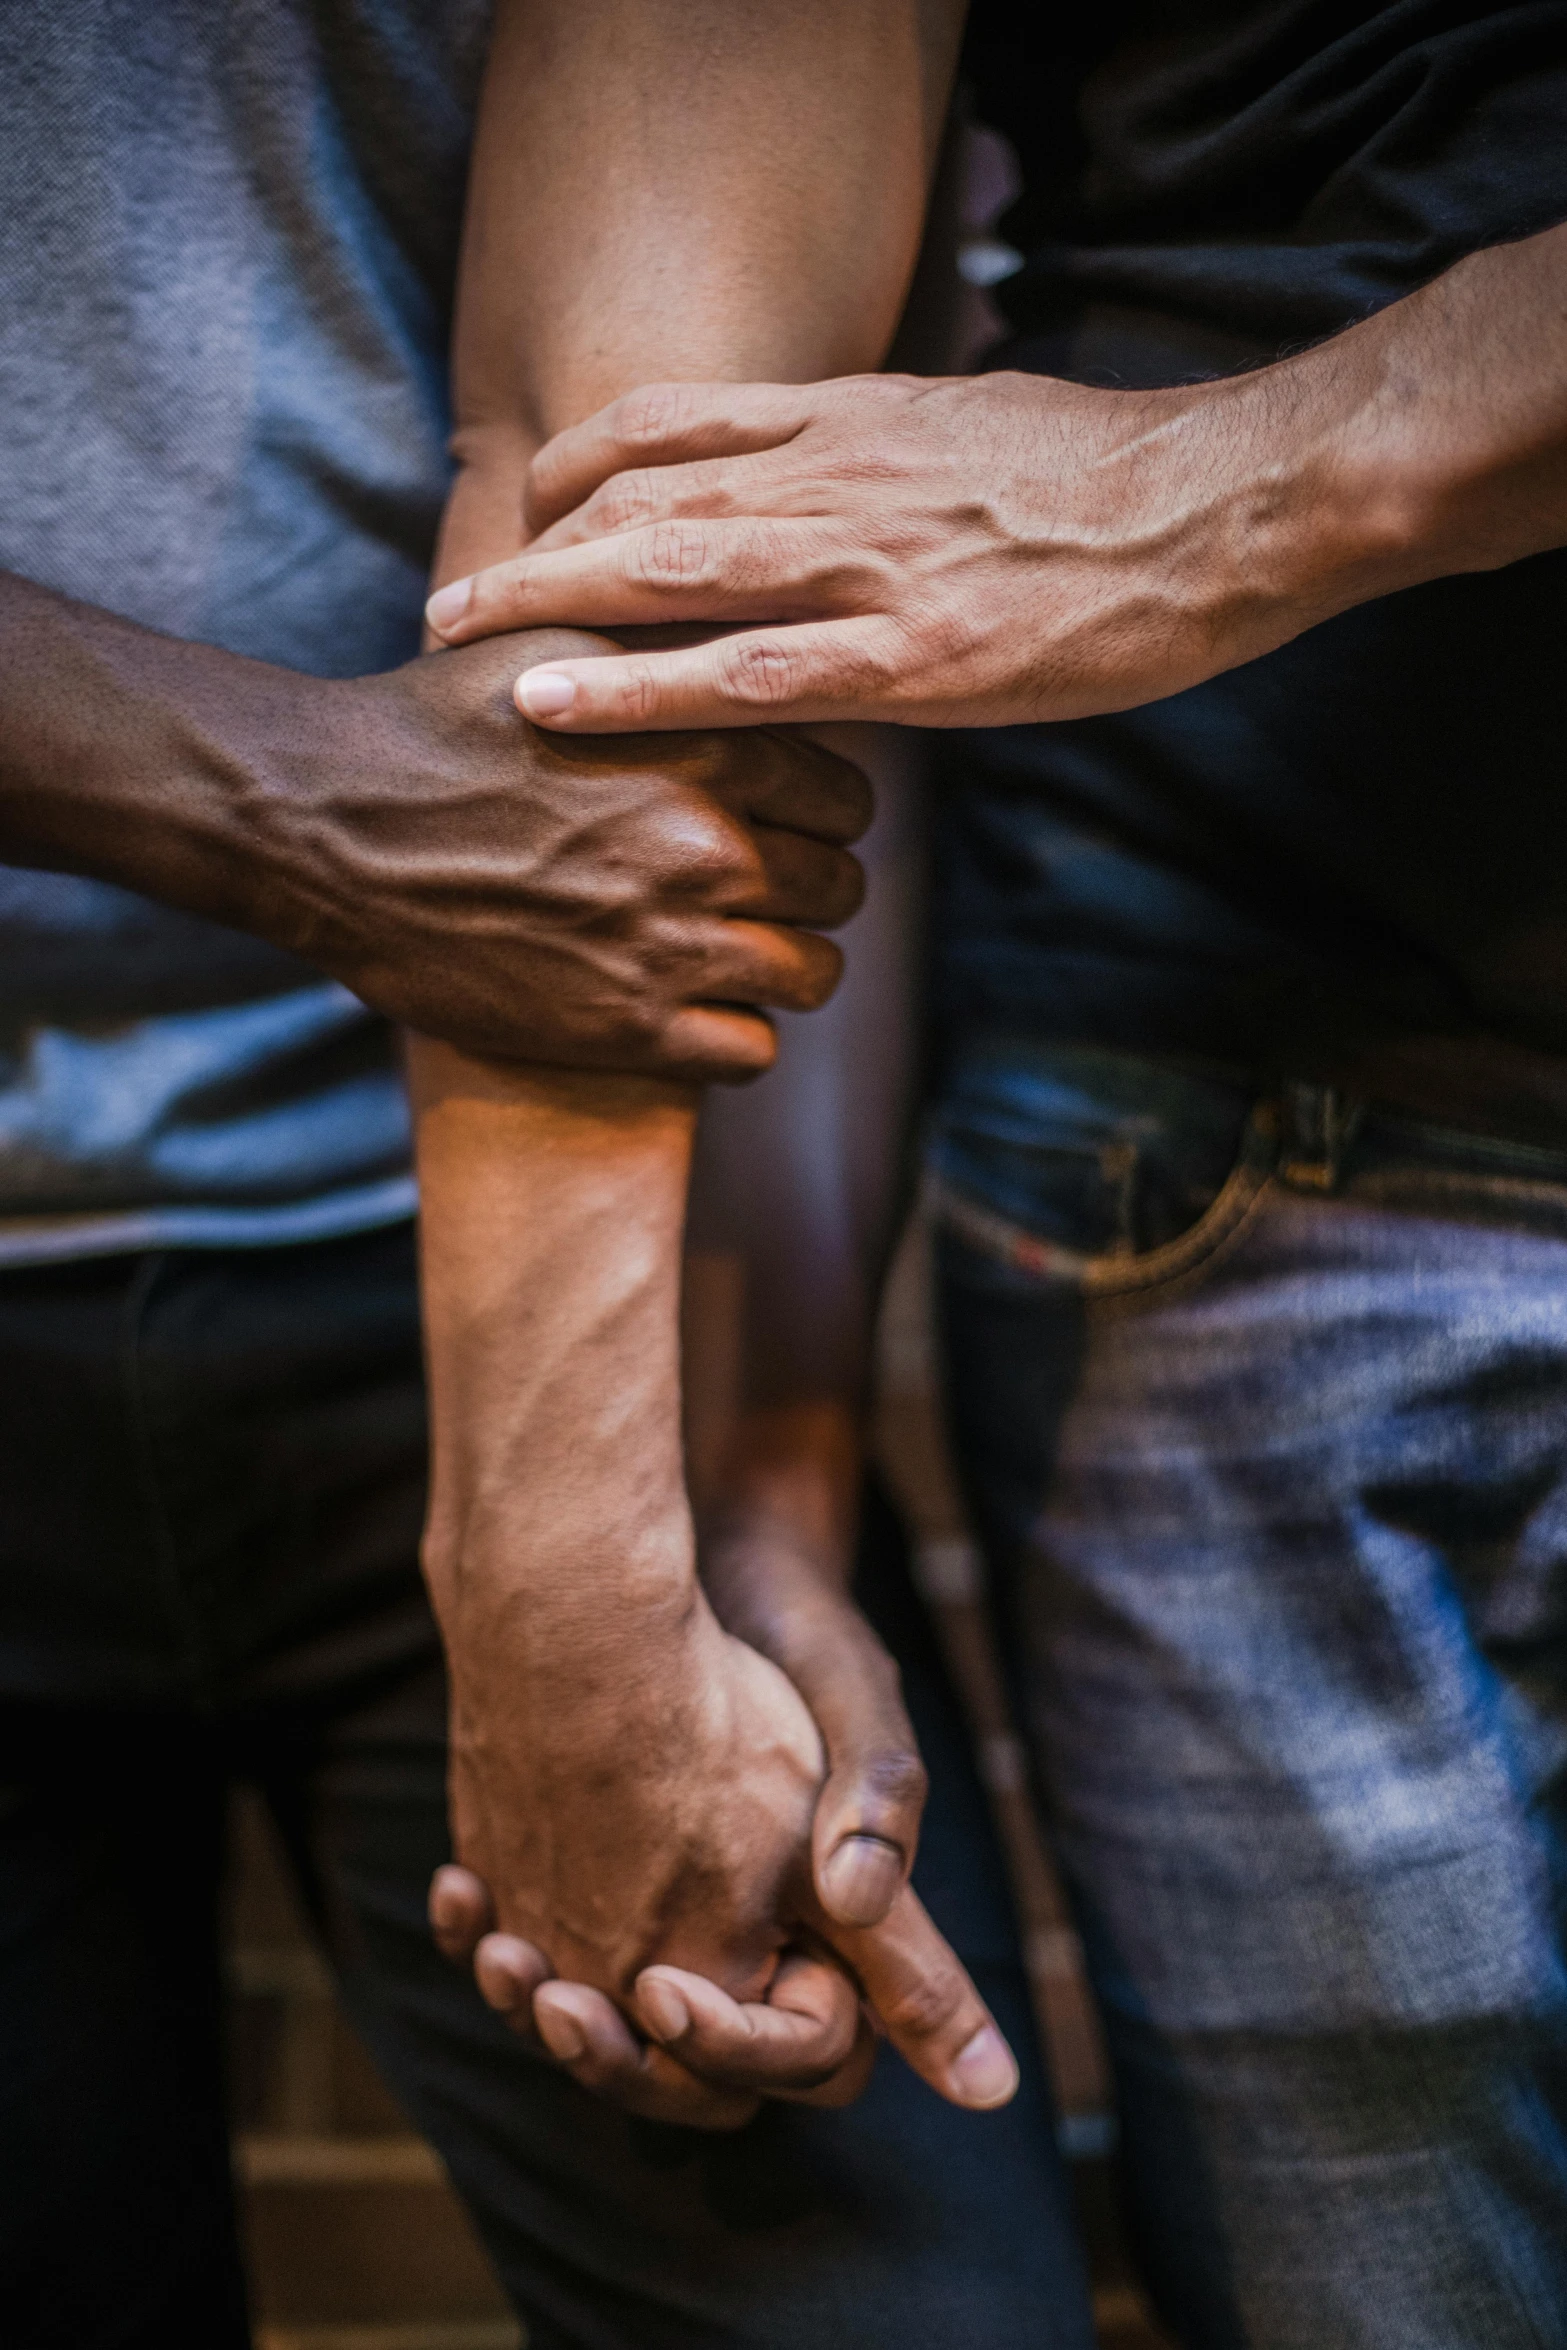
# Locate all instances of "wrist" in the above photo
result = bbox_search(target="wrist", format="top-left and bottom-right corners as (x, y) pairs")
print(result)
(1234, 268), (1552, 634)
(1176, 356), (1419, 659)
(0, 574), (302, 929)
(442, 1564), (719, 1766)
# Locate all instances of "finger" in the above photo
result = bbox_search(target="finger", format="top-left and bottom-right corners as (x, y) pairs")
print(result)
(527, 452), (781, 555)
(742, 830), (865, 930)
(713, 732), (872, 848)
(648, 1005), (779, 1084)
(815, 1743), (927, 1932)
(695, 919), (845, 1015)
(532, 1981), (759, 2130)
(523, 458), (751, 554)
(829, 1888), (1020, 2112)
(428, 1863), (494, 1962)
(526, 381), (820, 535)
(512, 620), (907, 735)
(798, 1634), (926, 1930)
(472, 1931), (554, 2042)
(634, 1952), (862, 2095)
(428, 518), (870, 648)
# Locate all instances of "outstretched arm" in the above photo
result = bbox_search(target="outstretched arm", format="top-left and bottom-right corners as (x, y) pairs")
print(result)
(427, 215), (1567, 730)
(415, 0), (1014, 2123)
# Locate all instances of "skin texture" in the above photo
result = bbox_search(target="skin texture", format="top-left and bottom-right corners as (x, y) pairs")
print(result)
(421, 219), (1567, 731)
(431, 739), (944, 2105)
(0, 580), (865, 1081)
(412, 0), (1014, 2126)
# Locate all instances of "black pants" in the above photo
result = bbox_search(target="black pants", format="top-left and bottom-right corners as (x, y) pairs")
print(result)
(0, 1227), (1093, 2349)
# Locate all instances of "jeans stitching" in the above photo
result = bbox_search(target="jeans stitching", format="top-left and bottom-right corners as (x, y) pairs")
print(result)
(930, 1103), (1280, 1303)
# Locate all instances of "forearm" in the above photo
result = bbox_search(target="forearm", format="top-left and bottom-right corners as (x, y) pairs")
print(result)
(416, 0), (954, 1587)
(1316, 219), (1567, 593)
(1204, 217), (1567, 641)
(0, 569), (300, 935)
(686, 738), (924, 1625)
(414, 1044), (698, 1669)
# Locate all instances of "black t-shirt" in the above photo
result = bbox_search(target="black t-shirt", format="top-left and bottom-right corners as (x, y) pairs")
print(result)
(938, 2), (1567, 1140)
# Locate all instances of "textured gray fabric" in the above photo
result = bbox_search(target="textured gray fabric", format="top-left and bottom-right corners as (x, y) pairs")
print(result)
(0, 0), (490, 1256)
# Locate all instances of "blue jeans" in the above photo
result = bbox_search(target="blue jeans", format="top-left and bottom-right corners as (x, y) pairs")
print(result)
(933, 1039), (1567, 2349)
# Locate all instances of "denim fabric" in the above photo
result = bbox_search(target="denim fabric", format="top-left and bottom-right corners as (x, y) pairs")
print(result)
(934, 1039), (1567, 2347)
(0, 1229), (1094, 2350)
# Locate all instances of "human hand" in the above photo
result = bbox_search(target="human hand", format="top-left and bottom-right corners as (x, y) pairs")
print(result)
(423, 368), (1389, 731)
(257, 626), (869, 1079)
(433, 1580), (1015, 2130)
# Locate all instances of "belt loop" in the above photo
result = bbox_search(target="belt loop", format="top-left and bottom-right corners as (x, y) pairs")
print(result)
(1279, 1082), (1360, 1192)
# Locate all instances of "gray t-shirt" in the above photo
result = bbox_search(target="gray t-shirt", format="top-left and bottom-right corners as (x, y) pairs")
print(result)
(0, 0), (490, 1261)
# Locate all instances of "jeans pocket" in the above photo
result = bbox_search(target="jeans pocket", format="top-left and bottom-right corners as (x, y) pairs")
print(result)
(928, 1045), (1274, 1308)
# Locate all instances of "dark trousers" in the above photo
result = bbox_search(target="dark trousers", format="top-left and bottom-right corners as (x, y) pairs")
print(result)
(0, 1226), (1093, 2349)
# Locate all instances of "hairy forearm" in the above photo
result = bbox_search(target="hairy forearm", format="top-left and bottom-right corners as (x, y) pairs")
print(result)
(1331, 219), (1567, 589)
(1144, 218), (1567, 647)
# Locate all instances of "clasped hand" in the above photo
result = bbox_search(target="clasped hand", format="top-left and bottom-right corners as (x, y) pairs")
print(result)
(430, 1517), (1019, 2130)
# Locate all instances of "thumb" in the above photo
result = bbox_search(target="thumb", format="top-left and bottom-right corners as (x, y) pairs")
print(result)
(802, 1619), (928, 1929)
(827, 1885), (1020, 2112)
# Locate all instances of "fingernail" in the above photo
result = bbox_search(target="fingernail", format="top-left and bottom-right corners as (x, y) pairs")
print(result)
(517, 668), (577, 719)
(822, 1835), (903, 1926)
(949, 2025), (1019, 2110)
(638, 1979), (691, 2044)
(424, 578), (473, 635)
(536, 2005), (586, 2063)
(475, 1953), (519, 2014)
(422, 575), (472, 634)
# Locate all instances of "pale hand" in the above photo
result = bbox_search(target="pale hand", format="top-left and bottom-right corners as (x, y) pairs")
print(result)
(423, 367), (1396, 732)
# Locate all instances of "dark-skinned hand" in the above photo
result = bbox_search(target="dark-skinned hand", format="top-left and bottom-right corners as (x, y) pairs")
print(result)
(0, 579), (869, 1081)
(428, 1520), (1010, 2129)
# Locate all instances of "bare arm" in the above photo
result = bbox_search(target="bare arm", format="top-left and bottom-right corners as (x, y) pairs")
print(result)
(0, 578), (855, 1073)
(685, 738), (929, 1931)
(425, 216), (1567, 730)
(415, 0), (1017, 2123)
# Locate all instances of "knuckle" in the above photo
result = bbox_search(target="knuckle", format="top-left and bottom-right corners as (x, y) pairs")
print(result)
(916, 592), (983, 670)
(859, 1747), (929, 1821)
(672, 802), (751, 889)
(616, 657), (663, 724)
(838, 631), (906, 699)
(633, 520), (713, 591)
(616, 381), (695, 449)
(470, 556), (525, 620)
(598, 468), (659, 533)
(719, 636), (802, 710)
(880, 1964), (969, 2047)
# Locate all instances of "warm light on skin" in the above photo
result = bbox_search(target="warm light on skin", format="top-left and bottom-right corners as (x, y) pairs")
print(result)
(424, 219), (1567, 739)
(408, 0), (1020, 2122)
